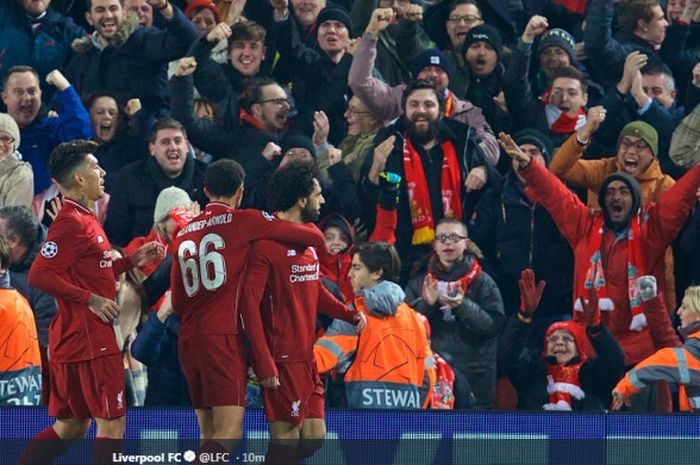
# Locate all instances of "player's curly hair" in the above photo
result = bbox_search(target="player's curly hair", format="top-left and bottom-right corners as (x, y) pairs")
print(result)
(267, 160), (320, 213)
(48, 139), (99, 189)
(204, 159), (245, 198)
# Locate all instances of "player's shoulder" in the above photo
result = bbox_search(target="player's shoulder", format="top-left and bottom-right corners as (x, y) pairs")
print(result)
(235, 209), (278, 223)
(249, 237), (281, 253)
(48, 205), (86, 233)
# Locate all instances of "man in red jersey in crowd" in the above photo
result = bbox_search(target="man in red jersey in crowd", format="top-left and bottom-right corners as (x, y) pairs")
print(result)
(17, 140), (164, 465)
(170, 159), (328, 460)
(240, 160), (367, 465)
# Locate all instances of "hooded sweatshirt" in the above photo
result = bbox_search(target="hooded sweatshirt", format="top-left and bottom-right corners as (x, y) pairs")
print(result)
(318, 213), (355, 301)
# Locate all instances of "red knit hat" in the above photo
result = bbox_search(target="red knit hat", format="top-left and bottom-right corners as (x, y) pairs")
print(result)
(184, 0), (222, 23)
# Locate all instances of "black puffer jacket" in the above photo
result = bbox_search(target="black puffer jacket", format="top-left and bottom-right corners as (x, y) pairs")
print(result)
(404, 255), (505, 410)
(64, 9), (197, 115)
(105, 155), (207, 246)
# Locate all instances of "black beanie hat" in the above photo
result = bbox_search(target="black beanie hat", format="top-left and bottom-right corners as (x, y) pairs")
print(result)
(462, 24), (503, 59)
(537, 28), (577, 64)
(410, 48), (455, 80)
(281, 131), (316, 158)
(316, 6), (353, 35)
(513, 129), (555, 165)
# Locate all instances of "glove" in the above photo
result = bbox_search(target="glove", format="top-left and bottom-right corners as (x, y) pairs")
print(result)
(518, 269), (545, 315)
(579, 286), (601, 327)
(378, 171), (401, 210)
(636, 275), (657, 302)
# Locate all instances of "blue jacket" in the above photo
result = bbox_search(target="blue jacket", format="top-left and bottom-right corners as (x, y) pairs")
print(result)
(0, 2), (84, 100)
(131, 312), (190, 407)
(19, 86), (92, 193)
(64, 10), (197, 115)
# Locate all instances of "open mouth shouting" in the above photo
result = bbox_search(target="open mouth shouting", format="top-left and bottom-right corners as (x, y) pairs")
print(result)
(100, 18), (119, 36)
(622, 157), (639, 174)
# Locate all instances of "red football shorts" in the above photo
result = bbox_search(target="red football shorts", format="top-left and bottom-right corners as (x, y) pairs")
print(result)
(179, 334), (247, 409)
(262, 360), (324, 425)
(49, 354), (126, 419)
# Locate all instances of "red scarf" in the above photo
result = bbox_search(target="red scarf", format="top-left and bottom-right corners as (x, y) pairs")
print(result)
(552, 0), (586, 15)
(239, 109), (264, 129)
(444, 91), (454, 118)
(432, 353), (456, 409)
(546, 105), (587, 134)
(543, 321), (588, 410)
(402, 136), (462, 244)
(427, 258), (481, 297)
(574, 214), (646, 331)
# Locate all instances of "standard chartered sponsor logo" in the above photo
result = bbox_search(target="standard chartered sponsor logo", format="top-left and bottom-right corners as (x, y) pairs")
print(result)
(289, 263), (319, 283)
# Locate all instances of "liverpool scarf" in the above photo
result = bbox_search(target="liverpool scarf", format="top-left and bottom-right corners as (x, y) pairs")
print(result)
(574, 214), (647, 331)
(544, 360), (587, 410)
(543, 321), (588, 410)
(402, 137), (462, 244)
(427, 255), (481, 321)
(545, 104), (587, 134)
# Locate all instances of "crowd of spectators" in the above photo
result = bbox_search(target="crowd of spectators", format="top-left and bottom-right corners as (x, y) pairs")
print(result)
(0, 0), (699, 412)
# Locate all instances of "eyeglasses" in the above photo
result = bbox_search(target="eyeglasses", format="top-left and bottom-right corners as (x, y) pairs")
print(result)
(448, 14), (482, 23)
(547, 335), (575, 344)
(257, 98), (290, 106)
(435, 233), (467, 243)
(619, 138), (650, 152)
(0, 135), (15, 145)
(346, 106), (370, 115)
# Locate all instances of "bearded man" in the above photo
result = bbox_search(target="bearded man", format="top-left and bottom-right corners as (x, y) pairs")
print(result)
(359, 80), (494, 283)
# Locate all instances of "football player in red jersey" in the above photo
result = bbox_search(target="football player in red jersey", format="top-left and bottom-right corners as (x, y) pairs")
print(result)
(18, 140), (164, 465)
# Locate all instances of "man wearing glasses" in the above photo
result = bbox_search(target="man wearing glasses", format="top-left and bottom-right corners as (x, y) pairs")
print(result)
(549, 117), (679, 351)
(442, 0), (484, 98)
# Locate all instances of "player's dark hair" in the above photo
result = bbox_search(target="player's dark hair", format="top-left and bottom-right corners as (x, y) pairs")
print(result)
(353, 242), (402, 283)
(0, 206), (38, 248)
(48, 140), (99, 189)
(204, 159), (245, 197)
(267, 160), (320, 213)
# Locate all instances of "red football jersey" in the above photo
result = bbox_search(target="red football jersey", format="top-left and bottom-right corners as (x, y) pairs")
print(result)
(28, 199), (132, 363)
(240, 240), (358, 381)
(170, 203), (325, 344)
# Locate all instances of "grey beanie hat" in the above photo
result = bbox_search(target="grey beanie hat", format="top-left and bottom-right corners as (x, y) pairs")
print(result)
(153, 186), (192, 224)
(0, 113), (20, 149)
